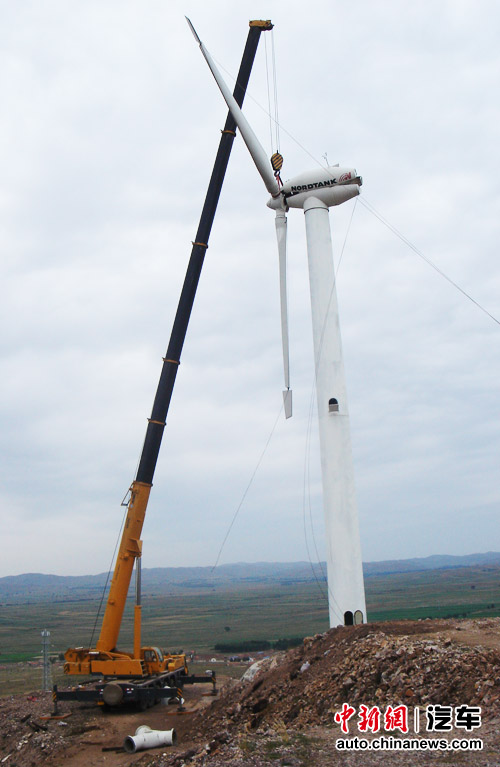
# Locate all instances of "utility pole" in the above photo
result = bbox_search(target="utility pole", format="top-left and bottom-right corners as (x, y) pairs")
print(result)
(41, 629), (52, 692)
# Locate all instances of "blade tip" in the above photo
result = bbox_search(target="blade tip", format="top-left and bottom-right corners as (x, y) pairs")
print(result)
(283, 389), (293, 419)
(185, 17), (201, 45)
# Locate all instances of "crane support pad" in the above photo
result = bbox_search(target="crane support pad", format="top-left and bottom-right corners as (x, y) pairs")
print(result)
(56, 689), (101, 701)
(180, 674), (216, 686)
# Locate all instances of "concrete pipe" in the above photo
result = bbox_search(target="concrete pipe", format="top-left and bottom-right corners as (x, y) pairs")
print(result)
(123, 725), (177, 753)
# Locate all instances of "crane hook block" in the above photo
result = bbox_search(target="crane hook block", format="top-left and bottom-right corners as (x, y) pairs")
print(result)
(271, 153), (283, 172)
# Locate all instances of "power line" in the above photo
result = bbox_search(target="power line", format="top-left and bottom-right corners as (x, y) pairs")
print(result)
(359, 197), (500, 327)
(211, 402), (284, 570)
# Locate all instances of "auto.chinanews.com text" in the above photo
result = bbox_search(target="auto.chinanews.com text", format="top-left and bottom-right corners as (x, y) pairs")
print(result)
(336, 735), (482, 751)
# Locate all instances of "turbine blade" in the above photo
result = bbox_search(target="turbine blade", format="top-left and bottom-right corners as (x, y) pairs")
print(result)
(276, 210), (292, 418)
(187, 19), (280, 198)
(185, 17), (201, 45)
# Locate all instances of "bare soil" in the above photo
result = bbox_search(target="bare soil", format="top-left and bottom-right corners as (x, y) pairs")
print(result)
(0, 678), (214, 767)
(2, 618), (500, 767)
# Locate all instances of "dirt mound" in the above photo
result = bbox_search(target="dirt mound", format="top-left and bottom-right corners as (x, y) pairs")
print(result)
(193, 618), (500, 731)
(0, 693), (93, 765)
(146, 618), (500, 765)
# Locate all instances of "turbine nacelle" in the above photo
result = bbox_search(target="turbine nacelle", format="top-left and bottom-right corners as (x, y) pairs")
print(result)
(267, 166), (362, 211)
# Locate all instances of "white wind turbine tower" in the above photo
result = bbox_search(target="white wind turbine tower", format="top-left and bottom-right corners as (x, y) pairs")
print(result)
(188, 20), (366, 628)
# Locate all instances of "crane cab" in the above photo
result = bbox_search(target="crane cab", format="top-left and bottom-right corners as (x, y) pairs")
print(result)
(142, 647), (188, 676)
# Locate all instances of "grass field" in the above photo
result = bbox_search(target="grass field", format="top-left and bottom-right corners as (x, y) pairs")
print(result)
(1, 564), (500, 696)
(366, 564), (500, 620)
(0, 581), (330, 661)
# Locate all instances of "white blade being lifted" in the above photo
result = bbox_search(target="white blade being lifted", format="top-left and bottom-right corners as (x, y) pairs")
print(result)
(186, 17), (281, 200)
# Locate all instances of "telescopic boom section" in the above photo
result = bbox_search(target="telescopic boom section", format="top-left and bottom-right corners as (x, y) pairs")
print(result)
(65, 20), (273, 675)
(96, 481), (150, 653)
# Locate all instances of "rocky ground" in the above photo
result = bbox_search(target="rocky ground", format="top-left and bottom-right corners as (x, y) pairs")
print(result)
(2, 618), (500, 766)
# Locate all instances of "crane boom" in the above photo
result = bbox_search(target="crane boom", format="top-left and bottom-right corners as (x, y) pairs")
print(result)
(64, 20), (273, 683)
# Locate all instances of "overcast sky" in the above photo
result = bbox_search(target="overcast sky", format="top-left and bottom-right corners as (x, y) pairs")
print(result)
(1, 1), (499, 577)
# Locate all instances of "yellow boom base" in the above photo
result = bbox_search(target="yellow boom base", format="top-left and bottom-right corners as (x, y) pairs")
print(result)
(64, 646), (188, 678)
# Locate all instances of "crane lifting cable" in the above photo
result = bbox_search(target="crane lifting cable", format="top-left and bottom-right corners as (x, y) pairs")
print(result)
(271, 29), (281, 153)
(264, 29), (281, 156)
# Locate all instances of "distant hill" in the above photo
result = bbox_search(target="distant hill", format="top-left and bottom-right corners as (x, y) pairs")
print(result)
(1, 552), (500, 604)
(363, 551), (500, 576)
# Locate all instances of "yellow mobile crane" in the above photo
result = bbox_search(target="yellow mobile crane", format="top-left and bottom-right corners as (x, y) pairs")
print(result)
(56, 19), (273, 710)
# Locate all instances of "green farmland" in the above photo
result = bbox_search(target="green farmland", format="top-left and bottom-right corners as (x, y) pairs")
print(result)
(1, 563), (500, 696)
